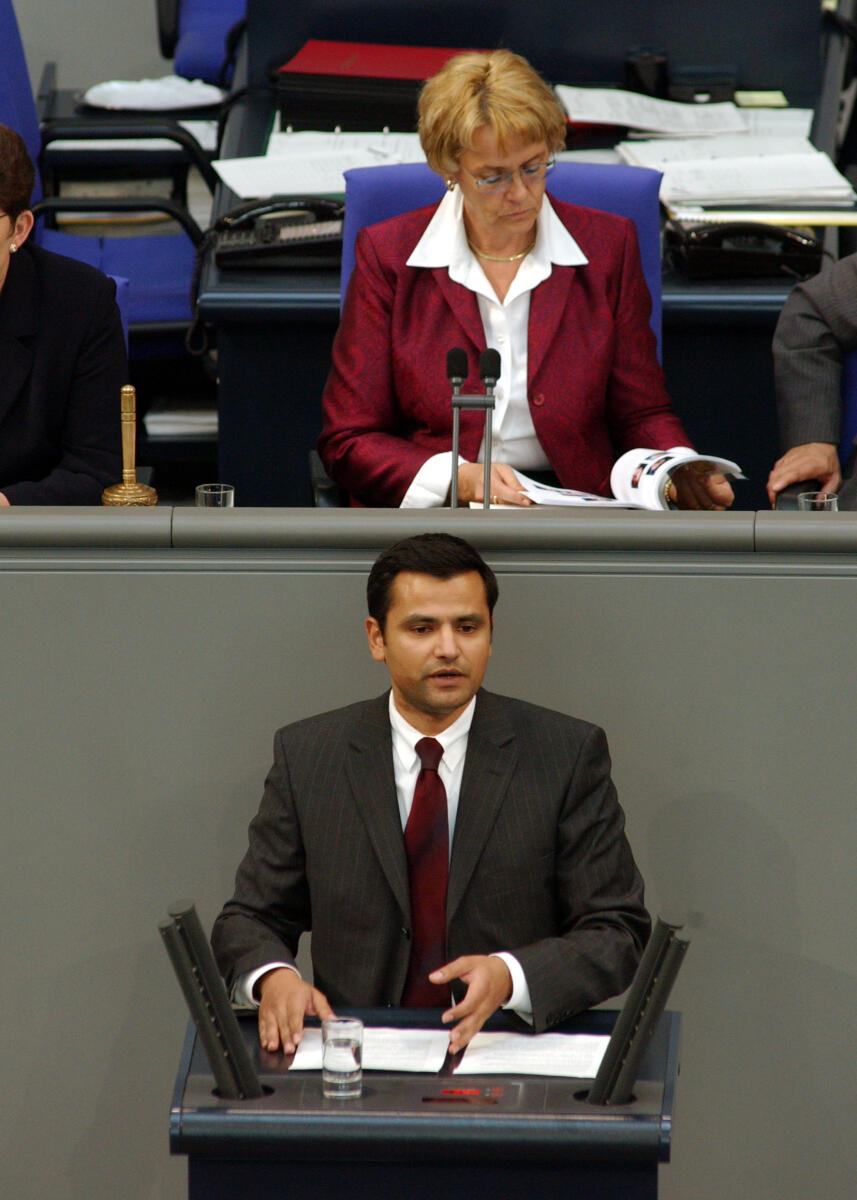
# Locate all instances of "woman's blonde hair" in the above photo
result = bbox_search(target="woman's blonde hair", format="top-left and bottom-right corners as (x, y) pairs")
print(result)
(418, 50), (566, 176)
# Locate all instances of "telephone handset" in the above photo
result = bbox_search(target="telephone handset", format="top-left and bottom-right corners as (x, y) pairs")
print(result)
(664, 219), (823, 279)
(213, 195), (344, 268)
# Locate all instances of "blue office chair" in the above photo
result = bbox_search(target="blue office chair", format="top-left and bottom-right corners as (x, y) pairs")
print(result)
(158, 0), (246, 87)
(1, 0), (215, 341)
(312, 158), (665, 504)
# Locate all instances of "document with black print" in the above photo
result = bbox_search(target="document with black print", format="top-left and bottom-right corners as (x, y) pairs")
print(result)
(454, 1031), (609, 1077)
(288, 1027), (450, 1073)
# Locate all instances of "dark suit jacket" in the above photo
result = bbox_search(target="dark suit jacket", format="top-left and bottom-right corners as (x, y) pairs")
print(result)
(0, 243), (124, 504)
(318, 197), (690, 505)
(212, 690), (650, 1031)
(773, 251), (857, 452)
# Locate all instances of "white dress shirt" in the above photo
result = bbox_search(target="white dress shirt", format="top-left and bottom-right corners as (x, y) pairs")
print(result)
(400, 186), (588, 508)
(235, 692), (532, 1017)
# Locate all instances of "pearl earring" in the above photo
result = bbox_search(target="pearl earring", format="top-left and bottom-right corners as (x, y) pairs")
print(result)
(9, 243), (17, 252)
(445, 179), (456, 192)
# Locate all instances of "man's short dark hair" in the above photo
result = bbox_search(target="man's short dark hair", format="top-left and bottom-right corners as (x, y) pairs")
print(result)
(367, 532), (499, 628)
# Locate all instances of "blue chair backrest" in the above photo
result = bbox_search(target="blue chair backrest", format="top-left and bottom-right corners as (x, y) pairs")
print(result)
(840, 349), (857, 466)
(0, 0), (196, 328)
(0, 0), (43, 203)
(173, 0), (246, 85)
(341, 160), (664, 359)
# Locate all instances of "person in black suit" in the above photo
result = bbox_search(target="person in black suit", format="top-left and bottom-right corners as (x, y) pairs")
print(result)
(0, 123), (123, 505)
(212, 532), (649, 1053)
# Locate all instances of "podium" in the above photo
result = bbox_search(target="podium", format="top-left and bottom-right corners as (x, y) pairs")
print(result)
(169, 1008), (680, 1200)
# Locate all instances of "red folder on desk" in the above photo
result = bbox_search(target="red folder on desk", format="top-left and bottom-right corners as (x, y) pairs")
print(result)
(277, 40), (474, 82)
(275, 40), (478, 132)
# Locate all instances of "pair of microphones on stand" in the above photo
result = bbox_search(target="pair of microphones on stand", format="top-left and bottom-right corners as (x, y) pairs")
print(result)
(447, 347), (501, 509)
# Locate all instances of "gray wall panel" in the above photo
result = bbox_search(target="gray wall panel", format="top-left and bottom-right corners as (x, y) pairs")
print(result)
(16, 1), (163, 94)
(1, 547), (855, 1198)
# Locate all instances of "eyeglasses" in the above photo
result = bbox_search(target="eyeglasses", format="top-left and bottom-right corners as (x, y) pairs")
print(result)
(462, 159), (555, 194)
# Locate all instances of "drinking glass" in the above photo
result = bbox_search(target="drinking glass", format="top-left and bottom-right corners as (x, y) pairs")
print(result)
(322, 1017), (363, 1098)
(195, 483), (235, 507)
(797, 491), (838, 512)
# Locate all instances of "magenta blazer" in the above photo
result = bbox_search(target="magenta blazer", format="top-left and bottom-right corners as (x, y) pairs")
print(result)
(319, 196), (690, 505)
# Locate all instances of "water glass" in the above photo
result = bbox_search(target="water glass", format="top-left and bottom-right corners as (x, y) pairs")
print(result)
(195, 483), (235, 507)
(322, 1017), (363, 1098)
(797, 491), (838, 512)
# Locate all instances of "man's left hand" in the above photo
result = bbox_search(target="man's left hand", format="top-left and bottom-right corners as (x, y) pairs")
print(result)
(670, 463), (734, 510)
(429, 955), (513, 1053)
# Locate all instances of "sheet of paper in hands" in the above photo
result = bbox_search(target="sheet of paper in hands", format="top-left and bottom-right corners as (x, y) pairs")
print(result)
(289, 1027), (450, 1073)
(610, 447), (745, 509)
(454, 1031), (609, 1077)
(507, 469), (642, 507)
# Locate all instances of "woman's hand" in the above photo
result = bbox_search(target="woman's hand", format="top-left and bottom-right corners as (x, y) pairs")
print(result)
(669, 463), (734, 510)
(457, 463), (532, 506)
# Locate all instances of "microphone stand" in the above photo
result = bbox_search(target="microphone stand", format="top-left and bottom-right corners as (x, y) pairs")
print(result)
(448, 350), (499, 510)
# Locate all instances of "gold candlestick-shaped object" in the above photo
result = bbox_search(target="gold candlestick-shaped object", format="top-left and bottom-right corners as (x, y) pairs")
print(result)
(102, 385), (157, 505)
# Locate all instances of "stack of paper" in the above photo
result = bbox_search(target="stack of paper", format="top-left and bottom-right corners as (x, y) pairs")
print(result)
(214, 129), (426, 198)
(596, 96), (856, 220)
(554, 85), (748, 136)
(617, 134), (817, 171)
(554, 84), (857, 220)
(658, 150), (855, 209)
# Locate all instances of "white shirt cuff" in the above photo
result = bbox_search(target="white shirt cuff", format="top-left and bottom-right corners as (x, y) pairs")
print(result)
(400, 452), (466, 508)
(234, 961), (299, 1008)
(491, 952), (533, 1023)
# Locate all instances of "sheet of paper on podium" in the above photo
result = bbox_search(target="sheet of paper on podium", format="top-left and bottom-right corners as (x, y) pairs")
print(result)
(454, 1031), (609, 1077)
(288, 1027), (450, 1072)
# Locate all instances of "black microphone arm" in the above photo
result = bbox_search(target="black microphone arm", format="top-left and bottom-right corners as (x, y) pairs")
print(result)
(446, 347), (498, 510)
(159, 899), (264, 1100)
(587, 915), (690, 1106)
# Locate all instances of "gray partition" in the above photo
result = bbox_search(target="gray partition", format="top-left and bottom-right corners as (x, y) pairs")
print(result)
(1, 508), (855, 1199)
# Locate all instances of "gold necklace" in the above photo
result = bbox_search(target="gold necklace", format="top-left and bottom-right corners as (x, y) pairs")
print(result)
(467, 236), (536, 263)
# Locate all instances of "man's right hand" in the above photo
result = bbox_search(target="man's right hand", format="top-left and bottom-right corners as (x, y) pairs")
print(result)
(257, 967), (333, 1053)
(766, 442), (841, 507)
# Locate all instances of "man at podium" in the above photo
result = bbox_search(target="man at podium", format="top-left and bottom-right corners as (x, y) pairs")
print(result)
(212, 533), (649, 1053)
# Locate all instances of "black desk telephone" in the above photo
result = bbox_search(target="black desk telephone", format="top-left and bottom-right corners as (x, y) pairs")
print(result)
(213, 196), (344, 268)
(664, 220), (823, 279)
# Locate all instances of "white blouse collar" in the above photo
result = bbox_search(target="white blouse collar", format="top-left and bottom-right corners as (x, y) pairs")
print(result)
(406, 186), (589, 272)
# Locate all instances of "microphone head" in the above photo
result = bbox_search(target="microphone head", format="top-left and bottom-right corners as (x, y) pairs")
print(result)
(479, 348), (501, 386)
(446, 347), (468, 383)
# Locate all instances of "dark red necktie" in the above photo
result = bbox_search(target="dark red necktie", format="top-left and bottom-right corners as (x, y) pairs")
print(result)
(401, 737), (450, 1007)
